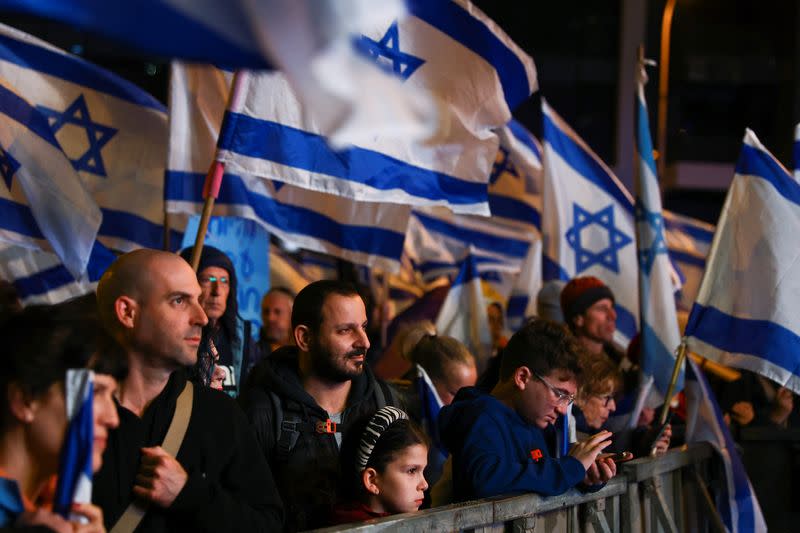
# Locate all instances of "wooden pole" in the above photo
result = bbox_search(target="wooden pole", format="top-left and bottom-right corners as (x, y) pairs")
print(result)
(189, 70), (250, 271)
(658, 337), (688, 426)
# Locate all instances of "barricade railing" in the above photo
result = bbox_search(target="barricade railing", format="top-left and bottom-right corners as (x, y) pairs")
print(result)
(313, 442), (718, 533)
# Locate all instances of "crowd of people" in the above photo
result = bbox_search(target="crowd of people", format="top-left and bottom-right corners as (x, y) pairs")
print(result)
(0, 246), (795, 532)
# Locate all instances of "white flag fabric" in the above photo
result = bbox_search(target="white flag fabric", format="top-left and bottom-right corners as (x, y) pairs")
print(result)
(217, 1), (537, 215)
(0, 241), (114, 305)
(663, 210), (714, 311)
(506, 239), (543, 332)
(166, 63), (410, 272)
(635, 65), (683, 403)
(541, 99), (638, 344)
(0, 78), (100, 277)
(0, 23), (176, 251)
(435, 253), (492, 369)
(684, 358), (767, 533)
(685, 129), (800, 394)
(404, 207), (532, 282)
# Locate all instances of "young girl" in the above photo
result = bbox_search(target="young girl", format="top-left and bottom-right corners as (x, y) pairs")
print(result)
(331, 407), (430, 525)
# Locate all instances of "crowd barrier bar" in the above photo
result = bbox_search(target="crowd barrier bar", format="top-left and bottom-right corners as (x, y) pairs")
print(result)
(313, 442), (719, 533)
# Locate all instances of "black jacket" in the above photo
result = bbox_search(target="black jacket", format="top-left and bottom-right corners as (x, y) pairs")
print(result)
(93, 370), (283, 532)
(240, 346), (400, 531)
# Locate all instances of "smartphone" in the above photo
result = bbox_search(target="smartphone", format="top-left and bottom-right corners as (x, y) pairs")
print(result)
(598, 451), (634, 464)
(650, 412), (674, 448)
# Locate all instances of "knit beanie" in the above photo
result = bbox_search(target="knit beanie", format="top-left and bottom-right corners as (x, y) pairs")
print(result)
(560, 276), (615, 326)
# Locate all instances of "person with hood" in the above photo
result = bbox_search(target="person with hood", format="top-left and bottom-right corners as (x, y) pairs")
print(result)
(240, 280), (402, 532)
(179, 246), (260, 397)
(433, 319), (616, 504)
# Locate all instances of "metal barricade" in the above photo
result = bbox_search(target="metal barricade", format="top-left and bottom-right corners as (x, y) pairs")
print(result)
(313, 443), (719, 533)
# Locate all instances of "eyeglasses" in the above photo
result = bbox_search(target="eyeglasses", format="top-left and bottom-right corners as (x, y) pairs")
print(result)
(596, 394), (616, 407)
(198, 275), (229, 286)
(533, 371), (575, 406)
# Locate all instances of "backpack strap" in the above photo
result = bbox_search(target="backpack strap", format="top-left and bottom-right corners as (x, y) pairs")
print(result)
(110, 381), (194, 533)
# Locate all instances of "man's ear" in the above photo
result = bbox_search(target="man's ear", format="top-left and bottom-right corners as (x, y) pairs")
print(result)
(294, 325), (312, 352)
(8, 383), (35, 424)
(513, 366), (533, 391)
(362, 467), (381, 496)
(574, 315), (585, 329)
(115, 296), (137, 329)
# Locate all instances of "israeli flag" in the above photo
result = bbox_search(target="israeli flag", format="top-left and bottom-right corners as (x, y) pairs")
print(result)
(663, 210), (715, 311)
(489, 120), (543, 233)
(435, 253), (492, 369)
(506, 239), (543, 332)
(0, 23), (177, 251)
(404, 207), (532, 282)
(0, 240), (114, 305)
(53, 369), (94, 521)
(634, 65), (682, 404)
(685, 129), (800, 394)
(166, 63), (409, 273)
(217, 1), (537, 215)
(0, 78), (101, 278)
(541, 99), (638, 344)
(684, 357), (766, 533)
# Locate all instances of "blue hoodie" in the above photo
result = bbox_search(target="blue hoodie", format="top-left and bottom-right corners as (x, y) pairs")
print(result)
(438, 387), (586, 501)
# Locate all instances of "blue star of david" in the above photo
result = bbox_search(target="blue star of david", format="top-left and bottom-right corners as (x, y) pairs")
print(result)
(0, 145), (20, 190)
(635, 202), (669, 274)
(38, 95), (117, 177)
(490, 147), (519, 185)
(565, 204), (633, 274)
(355, 21), (425, 80)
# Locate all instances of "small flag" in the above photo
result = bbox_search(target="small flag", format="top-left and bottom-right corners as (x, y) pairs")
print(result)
(53, 369), (94, 520)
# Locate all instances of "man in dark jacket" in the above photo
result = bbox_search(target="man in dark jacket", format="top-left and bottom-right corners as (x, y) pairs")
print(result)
(240, 280), (401, 531)
(179, 246), (260, 397)
(435, 320), (616, 504)
(93, 249), (283, 532)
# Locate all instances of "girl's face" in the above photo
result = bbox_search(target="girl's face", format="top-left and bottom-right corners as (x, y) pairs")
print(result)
(372, 444), (429, 514)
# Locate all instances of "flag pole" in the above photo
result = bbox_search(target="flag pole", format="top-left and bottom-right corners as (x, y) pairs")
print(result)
(658, 337), (687, 426)
(190, 70), (250, 271)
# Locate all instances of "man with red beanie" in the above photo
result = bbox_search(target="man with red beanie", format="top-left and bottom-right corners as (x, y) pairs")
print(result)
(560, 276), (619, 359)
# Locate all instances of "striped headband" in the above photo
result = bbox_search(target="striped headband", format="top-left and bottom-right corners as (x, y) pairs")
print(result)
(355, 406), (409, 471)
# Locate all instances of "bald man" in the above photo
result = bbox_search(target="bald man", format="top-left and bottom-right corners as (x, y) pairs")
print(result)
(93, 250), (283, 533)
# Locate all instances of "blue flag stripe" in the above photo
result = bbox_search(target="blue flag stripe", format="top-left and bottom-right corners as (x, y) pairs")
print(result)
(0, 81), (61, 147)
(542, 253), (570, 281)
(0, 33), (165, 111)
(488, 193), (541, 228)
(640, 322), (682, 391)
(615, 304), (637, 341)
(416, 256), (510, 276)
(0, 1), (267, 72)
(12, 241), (113, 298)
(218, 112), (487, 206)
(736, 144), (800, 207)
(508, 119), (541, 159)
(165, 171), (405, 259)
(686, 303), (800, 377)
(663, 216), (714, 244)
(0, 197), (44, 238)
(451, 255), (480, 287)
(543, 111), (634, 214)
(99, 208), (179, 250)
(412, 211), (530, 259)
(668, 249), (706, 268)
(506, 294), (528, 317)
(636, 98), (657, 177)
(408, 1), (532, 109)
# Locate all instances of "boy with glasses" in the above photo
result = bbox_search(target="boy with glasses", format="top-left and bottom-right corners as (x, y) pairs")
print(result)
(434, 319), (617, 503)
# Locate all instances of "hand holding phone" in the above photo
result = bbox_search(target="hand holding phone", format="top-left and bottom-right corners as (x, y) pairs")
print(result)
(597, 451), (634, 464)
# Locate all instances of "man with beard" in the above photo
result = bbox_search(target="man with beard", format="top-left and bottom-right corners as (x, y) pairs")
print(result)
(240, 280), (401, 531)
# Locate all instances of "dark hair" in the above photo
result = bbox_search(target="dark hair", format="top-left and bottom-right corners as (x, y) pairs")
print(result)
(291, 280), (361, 335)
(408, 335), (475, 383)
(0, 299), (128, 429)
(499, 319), (583, 381)
(338, 412), (428, 501)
